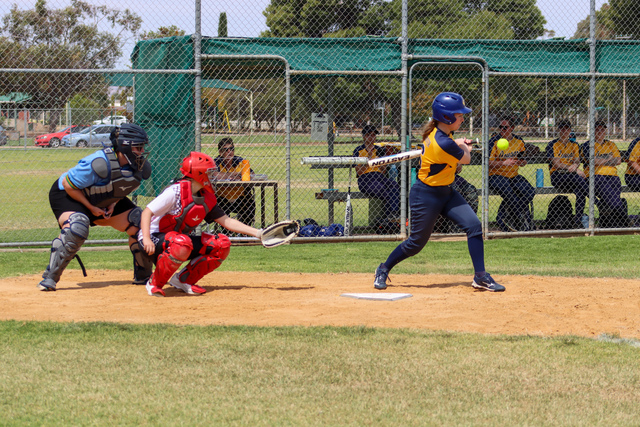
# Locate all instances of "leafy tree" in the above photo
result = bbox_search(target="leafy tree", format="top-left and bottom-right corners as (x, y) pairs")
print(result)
(261, 0), (547, 136)
(218, 13), (228, 37)
(262, 0), (390, 38)
(608, 0), (640, 40)
(69, 93), (103, 125)
(0, 0), (142, 131)
(139, 25), (185, 40)
(573, 4), (616, 39)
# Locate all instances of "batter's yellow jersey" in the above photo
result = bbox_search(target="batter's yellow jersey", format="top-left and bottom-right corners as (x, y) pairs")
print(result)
(417, 128), (465, 186)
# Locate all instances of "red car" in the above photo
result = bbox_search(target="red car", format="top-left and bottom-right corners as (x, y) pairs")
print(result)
(35, 125), (89, 148)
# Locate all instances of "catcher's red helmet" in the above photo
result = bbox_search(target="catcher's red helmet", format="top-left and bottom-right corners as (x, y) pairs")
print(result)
(180, 151), (216, 193)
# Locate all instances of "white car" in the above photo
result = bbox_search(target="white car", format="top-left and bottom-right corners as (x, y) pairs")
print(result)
(93, 115), (128, 125)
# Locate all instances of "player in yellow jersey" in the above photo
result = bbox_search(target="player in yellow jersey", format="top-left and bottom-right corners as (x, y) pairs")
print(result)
(624, 136), (640, 192)
(580, 121), (627, 228)
(373, 92), (504, 292)
(545, 119), (588, 227)
(488, 116), (535, 231)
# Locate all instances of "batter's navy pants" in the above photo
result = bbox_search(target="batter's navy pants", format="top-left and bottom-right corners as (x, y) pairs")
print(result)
(385, 180), (485, 274)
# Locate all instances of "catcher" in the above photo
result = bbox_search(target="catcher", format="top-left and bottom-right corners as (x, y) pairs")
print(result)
(139, 151), (298, 297)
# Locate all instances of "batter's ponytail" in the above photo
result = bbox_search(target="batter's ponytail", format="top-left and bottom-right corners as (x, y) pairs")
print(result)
(422, 119), (438, 147)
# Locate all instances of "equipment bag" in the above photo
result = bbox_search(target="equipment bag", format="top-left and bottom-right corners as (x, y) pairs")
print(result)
(545, 195), (574, 229)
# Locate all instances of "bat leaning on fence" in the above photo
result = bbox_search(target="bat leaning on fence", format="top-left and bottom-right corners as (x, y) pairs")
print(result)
(344, 166), (353, 236)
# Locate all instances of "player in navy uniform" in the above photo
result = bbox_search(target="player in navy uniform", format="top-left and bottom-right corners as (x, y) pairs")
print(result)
(580, 120), (626, 228)
(373, 92), (504, 292)
(624, 137), (640, 192)
(545, 119), (588, 227)
(38, 124), (153, 291)
(139, 152), (262, 297)
(488, 116), (535, 231)
(353, 124), (400, 225)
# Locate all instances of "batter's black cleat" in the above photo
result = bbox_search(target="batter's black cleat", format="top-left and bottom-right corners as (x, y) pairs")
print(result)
(374, 263), (390, 290)
(472, 273), (505, 292)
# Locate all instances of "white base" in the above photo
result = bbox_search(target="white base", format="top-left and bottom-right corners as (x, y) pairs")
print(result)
(341, 293), (413, 301)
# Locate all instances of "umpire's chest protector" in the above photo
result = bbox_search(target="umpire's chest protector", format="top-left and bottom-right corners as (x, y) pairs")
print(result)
(159, 180), (217, 234)
(84, 149), (148, 208)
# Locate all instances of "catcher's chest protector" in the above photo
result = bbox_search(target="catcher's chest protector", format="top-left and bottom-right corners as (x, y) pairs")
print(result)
(159, 180), (217, 234)
(84, 149), (145, 208)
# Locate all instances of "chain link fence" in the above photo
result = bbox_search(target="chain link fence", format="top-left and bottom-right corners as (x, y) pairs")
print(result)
(2, 0), (640, 246)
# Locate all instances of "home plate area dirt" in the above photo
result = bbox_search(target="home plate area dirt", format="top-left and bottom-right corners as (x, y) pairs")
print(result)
(2, 270), (640, 339)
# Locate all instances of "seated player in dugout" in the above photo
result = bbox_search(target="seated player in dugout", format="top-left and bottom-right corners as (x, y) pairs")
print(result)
(545, 119), (589, 227)
(38, 124), (153, 291)
(580, 120), (627, 228)
(353, 124), (400, 222)
(488, 115), (535, 231)
(624, 135), (640, 192)
(213, 137), (256, 226)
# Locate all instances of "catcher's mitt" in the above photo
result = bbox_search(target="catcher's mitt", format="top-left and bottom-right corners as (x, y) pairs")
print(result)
(260, 220), (300, 248)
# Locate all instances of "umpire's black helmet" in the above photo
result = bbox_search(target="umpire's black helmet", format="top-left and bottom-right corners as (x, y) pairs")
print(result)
(110, 123), (150, 171)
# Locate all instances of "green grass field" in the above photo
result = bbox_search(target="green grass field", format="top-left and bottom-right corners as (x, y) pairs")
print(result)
(2, 238), (640, 424)
(2, 137), (640, 424)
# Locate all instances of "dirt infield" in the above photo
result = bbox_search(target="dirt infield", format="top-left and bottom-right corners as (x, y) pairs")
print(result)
(2, 270), (640, 339)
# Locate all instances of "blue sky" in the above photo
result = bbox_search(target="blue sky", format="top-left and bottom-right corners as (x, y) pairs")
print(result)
(1, 0), (609, 67)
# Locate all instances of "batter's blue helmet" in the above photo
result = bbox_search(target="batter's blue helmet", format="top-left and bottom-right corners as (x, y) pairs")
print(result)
(431, 92), (472, 125)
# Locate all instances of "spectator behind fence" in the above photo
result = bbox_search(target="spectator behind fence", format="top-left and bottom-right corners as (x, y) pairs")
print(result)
(488, 116), (535, 231)
(624, 136), (640, 192)
(353, 124), (400, 224)
(580, 120), (627, 228)
(214, 137), (256, 226)
(545, 119), (589, 228)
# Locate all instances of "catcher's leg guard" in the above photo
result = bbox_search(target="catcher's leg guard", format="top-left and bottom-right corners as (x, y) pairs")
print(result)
(38, 213), (90, 291)
(176, 233), (230, 286)
(149, 232), (193, 289)
(130, 241), (153, 285)
(126, 207), (153, 284)
(125, 206), (143, 235)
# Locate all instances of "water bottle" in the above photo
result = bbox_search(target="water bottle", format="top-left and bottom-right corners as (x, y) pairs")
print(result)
(581, 214), (589, 229)
(388, 164), (399, 182)
(241, 160), (251, 181)
(536, 168), (544, 188)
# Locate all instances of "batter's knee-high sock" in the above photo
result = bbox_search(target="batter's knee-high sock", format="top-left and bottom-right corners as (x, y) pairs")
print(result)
(467, 234), (485, 274)
(384, 245), (410, 271)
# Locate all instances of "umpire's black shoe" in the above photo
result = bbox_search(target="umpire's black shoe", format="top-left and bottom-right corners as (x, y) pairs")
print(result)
(472, 273), (505, 292)
(374, 263), (390, 290)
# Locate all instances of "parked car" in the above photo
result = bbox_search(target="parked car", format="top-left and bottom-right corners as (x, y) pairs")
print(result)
(0, 125), (7, 146)
(62, 125), (117, 148)
(35, 125), (89, 148)
(93, 115), (128, 126)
